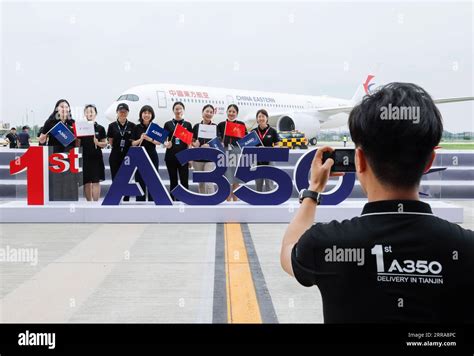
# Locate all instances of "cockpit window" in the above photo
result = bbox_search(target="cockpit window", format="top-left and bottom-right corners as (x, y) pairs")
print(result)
(127, 94), (139, 101)
(117, 94), (139, 102)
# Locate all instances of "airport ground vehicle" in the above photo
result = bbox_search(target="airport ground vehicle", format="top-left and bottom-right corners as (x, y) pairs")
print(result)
(276, 130), (309, 149)
(0, 135), (8, 147)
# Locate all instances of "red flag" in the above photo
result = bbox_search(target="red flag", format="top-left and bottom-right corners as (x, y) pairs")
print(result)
(225, 121), (246, 138)
(174, 124), (193, 145)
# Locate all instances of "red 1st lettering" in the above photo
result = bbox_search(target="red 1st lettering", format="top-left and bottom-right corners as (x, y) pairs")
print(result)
(9, 147), (81, 205)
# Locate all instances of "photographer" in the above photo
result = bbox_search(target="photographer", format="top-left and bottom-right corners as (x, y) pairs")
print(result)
(280, 83), (474, 323)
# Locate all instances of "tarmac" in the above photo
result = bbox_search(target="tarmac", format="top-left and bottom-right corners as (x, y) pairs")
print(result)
(0, 199), (472, 323)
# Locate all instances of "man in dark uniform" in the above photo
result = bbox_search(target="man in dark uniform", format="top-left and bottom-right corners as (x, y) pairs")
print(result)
(5, 127), (18, 148)
(281, 83), (474, 323)
(106, 103), (135, 202)
(18, 126), (31, 148)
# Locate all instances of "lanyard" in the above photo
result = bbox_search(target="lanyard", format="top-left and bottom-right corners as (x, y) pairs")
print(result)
(117, 121), (128, 137)
(172, 120), (186, 142)
(172, 119), (185, 130)
(257, 126), (270, 141)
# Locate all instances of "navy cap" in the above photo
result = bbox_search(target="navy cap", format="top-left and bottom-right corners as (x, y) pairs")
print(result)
(116, 103), (129, 112)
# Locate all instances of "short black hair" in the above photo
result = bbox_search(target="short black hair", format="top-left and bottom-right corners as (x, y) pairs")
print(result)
(11, 127), (16, 130)
(173, 101), (185, 110)
(22, 126), (29, 130)
(227, 104), (239, 114)
(84, 104), (97, 114)
(202, 104), (215, 112)
(256, 109), (269, 119)
(348, 82), (443, 188)
(139, 105), (155, 124)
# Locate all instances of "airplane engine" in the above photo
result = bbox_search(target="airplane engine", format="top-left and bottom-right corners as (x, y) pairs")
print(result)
(275, 113), (321, 145)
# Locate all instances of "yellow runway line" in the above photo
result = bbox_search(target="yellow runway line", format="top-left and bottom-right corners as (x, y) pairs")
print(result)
(224, 223), (262, 324)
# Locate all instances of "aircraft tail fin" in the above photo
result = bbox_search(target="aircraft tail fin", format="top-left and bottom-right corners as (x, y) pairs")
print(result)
(351, 64), (382, 103)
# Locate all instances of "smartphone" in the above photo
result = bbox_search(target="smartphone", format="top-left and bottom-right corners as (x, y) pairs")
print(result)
(322, 149), (355, 172)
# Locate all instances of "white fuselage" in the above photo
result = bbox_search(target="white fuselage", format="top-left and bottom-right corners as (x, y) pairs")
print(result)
(105, 84), (351, 139)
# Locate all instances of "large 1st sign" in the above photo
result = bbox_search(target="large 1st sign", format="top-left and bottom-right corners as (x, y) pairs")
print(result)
(9, 146), (81, 205)
(10, 146), (355, 205)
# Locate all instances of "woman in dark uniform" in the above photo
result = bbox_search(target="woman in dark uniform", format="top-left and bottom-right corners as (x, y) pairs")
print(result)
(78, 105), (107, 202)
(106, 103), (135, 202)
(38, 99), (79, 201)
(217, 104), (247, 201)
(251, 109), (280, 192)
(163, 101), (193, 201)
(192, 104), (217, 194)
(131, 105), (161, 202)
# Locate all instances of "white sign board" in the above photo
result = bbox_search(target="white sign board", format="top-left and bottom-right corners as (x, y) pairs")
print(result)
(197, 124), (216, 139)
(74, 121), (95, 137)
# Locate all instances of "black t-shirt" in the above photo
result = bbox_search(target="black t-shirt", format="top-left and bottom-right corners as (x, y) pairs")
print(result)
(252, 125), (279, 147)
(291, 200), (474, 323)
(132, 123), (159, 158)
(163, 119), (193, 161)
(18, 132), (30, 147)
(80, 122), (106, 157)
(107, 120), (135, 153)
(217, 119), (248, 148)
(6, 132), (18, 148)
(192, 121), (217, 145)
(42, 117), (76, 149)
(252, 125), (280, 165)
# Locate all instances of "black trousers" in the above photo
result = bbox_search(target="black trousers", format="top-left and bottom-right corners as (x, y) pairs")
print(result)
(109, 149), (130, 202)
(135, 151), (159, 202)
(165, 158), (189, 201)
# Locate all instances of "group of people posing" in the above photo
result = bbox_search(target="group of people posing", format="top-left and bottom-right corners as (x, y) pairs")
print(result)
(38, 99), (280, 202)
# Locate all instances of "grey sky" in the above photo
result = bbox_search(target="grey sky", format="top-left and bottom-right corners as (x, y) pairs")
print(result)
(1, 1), (472, 132)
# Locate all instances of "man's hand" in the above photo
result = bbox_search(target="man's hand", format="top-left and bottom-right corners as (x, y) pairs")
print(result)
(280, 146), (345, 277)
(309, 146), (344, 192)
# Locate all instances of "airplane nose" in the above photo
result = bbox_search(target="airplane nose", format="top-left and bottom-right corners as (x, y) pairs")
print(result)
(105, 104), (116, 122)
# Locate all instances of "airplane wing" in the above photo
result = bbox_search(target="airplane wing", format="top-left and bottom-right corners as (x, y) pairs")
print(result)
(315, 96), (474, 116)
(294, 96), (474, 116)
(433, 96), (474, 104)
(314, 106), (353, 115)
(243, 96), (474, 129)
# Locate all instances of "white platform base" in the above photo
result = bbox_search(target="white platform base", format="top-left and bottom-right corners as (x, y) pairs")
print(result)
(0, 200), (464, 223)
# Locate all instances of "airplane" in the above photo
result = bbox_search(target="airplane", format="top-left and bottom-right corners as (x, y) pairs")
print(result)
(105, 75), (474, 145)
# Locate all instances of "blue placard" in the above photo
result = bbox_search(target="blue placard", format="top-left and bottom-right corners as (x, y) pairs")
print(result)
(207, 137), (225, 153)
(236, 131), (262, 148)
(49, 122), (75, 147)
(146, 122), (169, 144)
